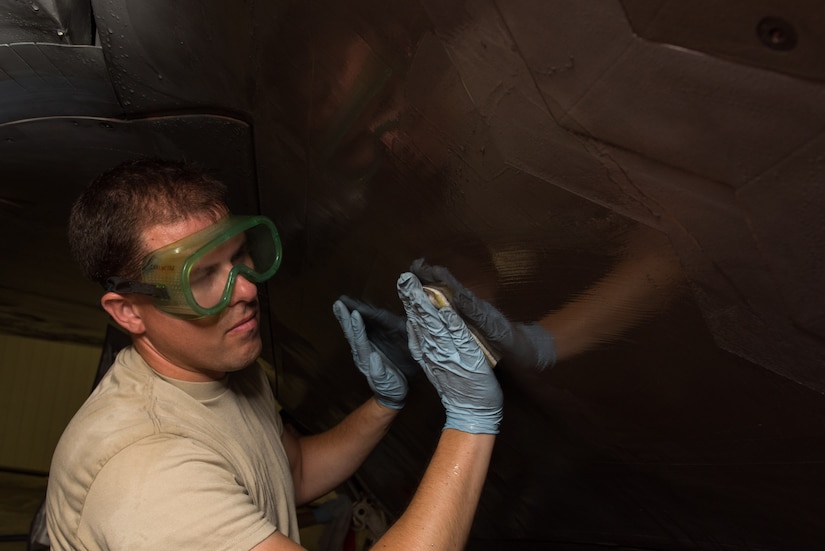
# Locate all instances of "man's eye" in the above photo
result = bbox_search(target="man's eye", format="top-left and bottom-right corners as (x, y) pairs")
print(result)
(191, 266), (219, 287)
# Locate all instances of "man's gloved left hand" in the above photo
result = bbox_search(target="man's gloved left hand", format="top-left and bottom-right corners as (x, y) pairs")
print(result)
(333, 299), (408, 409)
(397, 272), (503, 434)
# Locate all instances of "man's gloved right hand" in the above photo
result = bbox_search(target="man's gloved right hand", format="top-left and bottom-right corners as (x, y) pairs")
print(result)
(397, 272), (503, 434)
(337, 295), (421, 381)
(411, 258), (556, 372)
(333, 299), (408, 410)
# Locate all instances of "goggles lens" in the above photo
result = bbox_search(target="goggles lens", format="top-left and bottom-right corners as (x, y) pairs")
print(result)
(140, 215), (282, 317)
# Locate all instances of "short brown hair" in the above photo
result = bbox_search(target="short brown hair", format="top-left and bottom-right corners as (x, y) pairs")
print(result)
(68, 158), (229, 285)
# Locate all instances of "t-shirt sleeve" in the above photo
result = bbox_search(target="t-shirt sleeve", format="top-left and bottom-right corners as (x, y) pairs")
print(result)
(78, 434), (276, 551)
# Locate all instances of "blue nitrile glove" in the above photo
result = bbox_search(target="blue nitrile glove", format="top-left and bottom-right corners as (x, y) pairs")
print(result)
(333, 299), (408, 409)
(337, 295), (421, 381)
(411, 258), (556, 372)
(397, 272), (503, 434)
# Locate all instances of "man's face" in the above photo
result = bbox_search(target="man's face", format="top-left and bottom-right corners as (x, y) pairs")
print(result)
(132, 215), (263, 381)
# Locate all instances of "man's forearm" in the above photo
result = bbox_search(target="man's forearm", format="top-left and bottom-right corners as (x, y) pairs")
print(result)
(292, 397), (397, 504)
(372, 429), (496, 550)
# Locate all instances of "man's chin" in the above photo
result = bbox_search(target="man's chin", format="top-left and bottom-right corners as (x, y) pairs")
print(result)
(234, 338), (263, 370)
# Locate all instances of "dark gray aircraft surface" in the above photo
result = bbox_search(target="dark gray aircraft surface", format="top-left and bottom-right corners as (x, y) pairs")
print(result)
(2, 1), (824, 549)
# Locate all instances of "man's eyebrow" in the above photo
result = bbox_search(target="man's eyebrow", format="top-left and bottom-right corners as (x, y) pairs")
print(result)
(229, 236), (249, 261)
(197, 237), (247, 271)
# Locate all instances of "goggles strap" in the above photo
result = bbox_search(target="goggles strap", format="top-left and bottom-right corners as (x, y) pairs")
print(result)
(104, 276), (170, 300)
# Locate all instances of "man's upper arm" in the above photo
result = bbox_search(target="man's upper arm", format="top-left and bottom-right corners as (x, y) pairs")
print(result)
(80, 434), (276, 550)
(279, 421), (303, 495)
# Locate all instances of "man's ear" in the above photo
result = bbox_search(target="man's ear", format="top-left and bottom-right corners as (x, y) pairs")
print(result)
(100, 292), (146, 335)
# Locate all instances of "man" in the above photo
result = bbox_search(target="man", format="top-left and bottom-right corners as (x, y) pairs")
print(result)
(46, 158), (502, 550)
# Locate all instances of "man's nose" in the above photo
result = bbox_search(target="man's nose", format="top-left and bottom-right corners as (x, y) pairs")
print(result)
(231, 273), (258, 303)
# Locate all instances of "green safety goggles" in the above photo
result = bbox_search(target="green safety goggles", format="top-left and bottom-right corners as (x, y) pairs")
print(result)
(106, 215), (282, 318)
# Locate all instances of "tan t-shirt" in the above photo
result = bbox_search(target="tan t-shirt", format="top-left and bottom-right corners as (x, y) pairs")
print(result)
(46, 346), (299, 550)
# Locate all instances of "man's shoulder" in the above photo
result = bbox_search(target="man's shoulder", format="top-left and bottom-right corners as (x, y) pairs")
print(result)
(46, 427), (253, 550)
(49, 381), (169, 492)
(51, 349), (212, 475)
